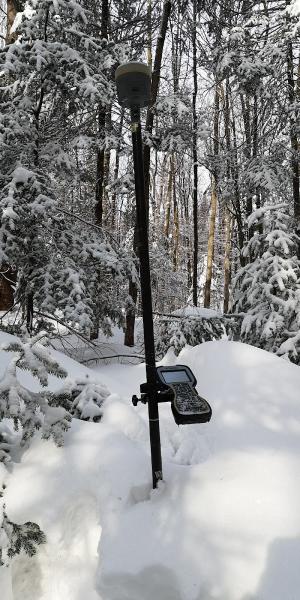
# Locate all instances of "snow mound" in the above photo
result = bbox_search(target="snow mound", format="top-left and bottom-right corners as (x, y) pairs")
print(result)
(1, 339), (300, 600)
(97, 342), (300, 600)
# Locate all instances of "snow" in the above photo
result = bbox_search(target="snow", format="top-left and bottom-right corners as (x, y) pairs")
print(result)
(1, 333), (300, 599)
(290, 0), (300, 15)
(172, 305), (221, 319)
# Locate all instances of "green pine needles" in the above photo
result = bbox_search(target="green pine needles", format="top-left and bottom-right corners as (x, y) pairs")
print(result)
(0, 332), (71, 461)
(233, 205), (300, 362)
(0, 507), (46, 567)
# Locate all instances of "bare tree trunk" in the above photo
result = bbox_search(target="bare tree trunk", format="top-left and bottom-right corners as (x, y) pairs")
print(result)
(102, 106), (111, 224)
(286, 5), (300, 225)
(26, 292), (34, 333)
(124, 276), (138, 347)
(143, 0), (172, 214)
(221, 80), (232, 313)
(111, 111), (124, 230)
(240, 93), (253, 227)
(173, 159), (179, 269)
(95, 0), (109, 227)
(204, 175), (218, 308)
(147, 0), (153, 71)
(0, 267), (16, 310)
(164, 155), (173, 239)
(92, 0), (109, 339)
(5, 0), (18, 44)
(204, 85), (219, 307)
(192, 0), (198, 306)
(0, 1), (20, 310)
(230, 96), (245, 264)
(95, 109), (105, 227)
(223, 209), (232, 313)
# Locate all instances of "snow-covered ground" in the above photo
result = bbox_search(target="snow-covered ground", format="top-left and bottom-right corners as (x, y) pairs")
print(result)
(1, 333), (300, 600)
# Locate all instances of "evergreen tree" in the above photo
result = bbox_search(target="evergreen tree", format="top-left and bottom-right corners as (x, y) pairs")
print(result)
(233, 205), (300, 362)
(0, 0), (132, 333)
(0, 332), (72, 459)
(49, 373), (110, 422)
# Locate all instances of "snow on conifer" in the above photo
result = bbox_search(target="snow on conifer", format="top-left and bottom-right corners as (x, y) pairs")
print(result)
(0, 0), (133, 335)
(0, 332), (71, 459)
(233, 205), (300, 362)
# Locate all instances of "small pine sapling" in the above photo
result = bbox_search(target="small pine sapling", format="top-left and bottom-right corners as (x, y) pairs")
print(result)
(0, 505), (46, 567)
(49, 375), (110, 422)
(0, 332), (72, 460)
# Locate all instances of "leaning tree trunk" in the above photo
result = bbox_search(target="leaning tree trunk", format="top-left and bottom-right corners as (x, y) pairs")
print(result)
(143, 0), (172, 215)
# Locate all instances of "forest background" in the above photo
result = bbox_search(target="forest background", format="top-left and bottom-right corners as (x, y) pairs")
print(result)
(0, 0), (300, 363)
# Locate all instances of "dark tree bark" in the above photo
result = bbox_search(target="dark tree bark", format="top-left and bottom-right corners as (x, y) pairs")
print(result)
(204, 85), (219, 308)
(0, 1), (21, 310)
(223, 209), (232, 314)
(143, 0), (172, 215)
(26, 292), (34, 333)
(95, 0), (109, 227)
(164, 155), (174, 240)
(192, 0), (198, 306)
(173, 159), (179, 270)
(111, 110), (124, 230)
(0, 268), (16, 310)
(230, 92), (245, 265)
(286, 4), (300, 224)
(124, 277), (138, 347)
(91, 0), (110, 339)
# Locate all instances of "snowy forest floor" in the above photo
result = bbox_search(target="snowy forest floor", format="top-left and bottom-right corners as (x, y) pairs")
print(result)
(1, 330), (300, 600)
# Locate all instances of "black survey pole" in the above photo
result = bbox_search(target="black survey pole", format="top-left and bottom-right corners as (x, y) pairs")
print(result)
(131, 105), (163, 487)
(115, 63), (163, 488)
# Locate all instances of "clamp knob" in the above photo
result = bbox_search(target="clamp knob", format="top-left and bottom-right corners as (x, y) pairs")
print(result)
(132, 395), (139, 407)
(132, 393), (149, 407)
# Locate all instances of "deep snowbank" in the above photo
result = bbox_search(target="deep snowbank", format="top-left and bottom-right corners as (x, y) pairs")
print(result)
(97, 341), (300, 600)
(1, 338), (300, 599)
